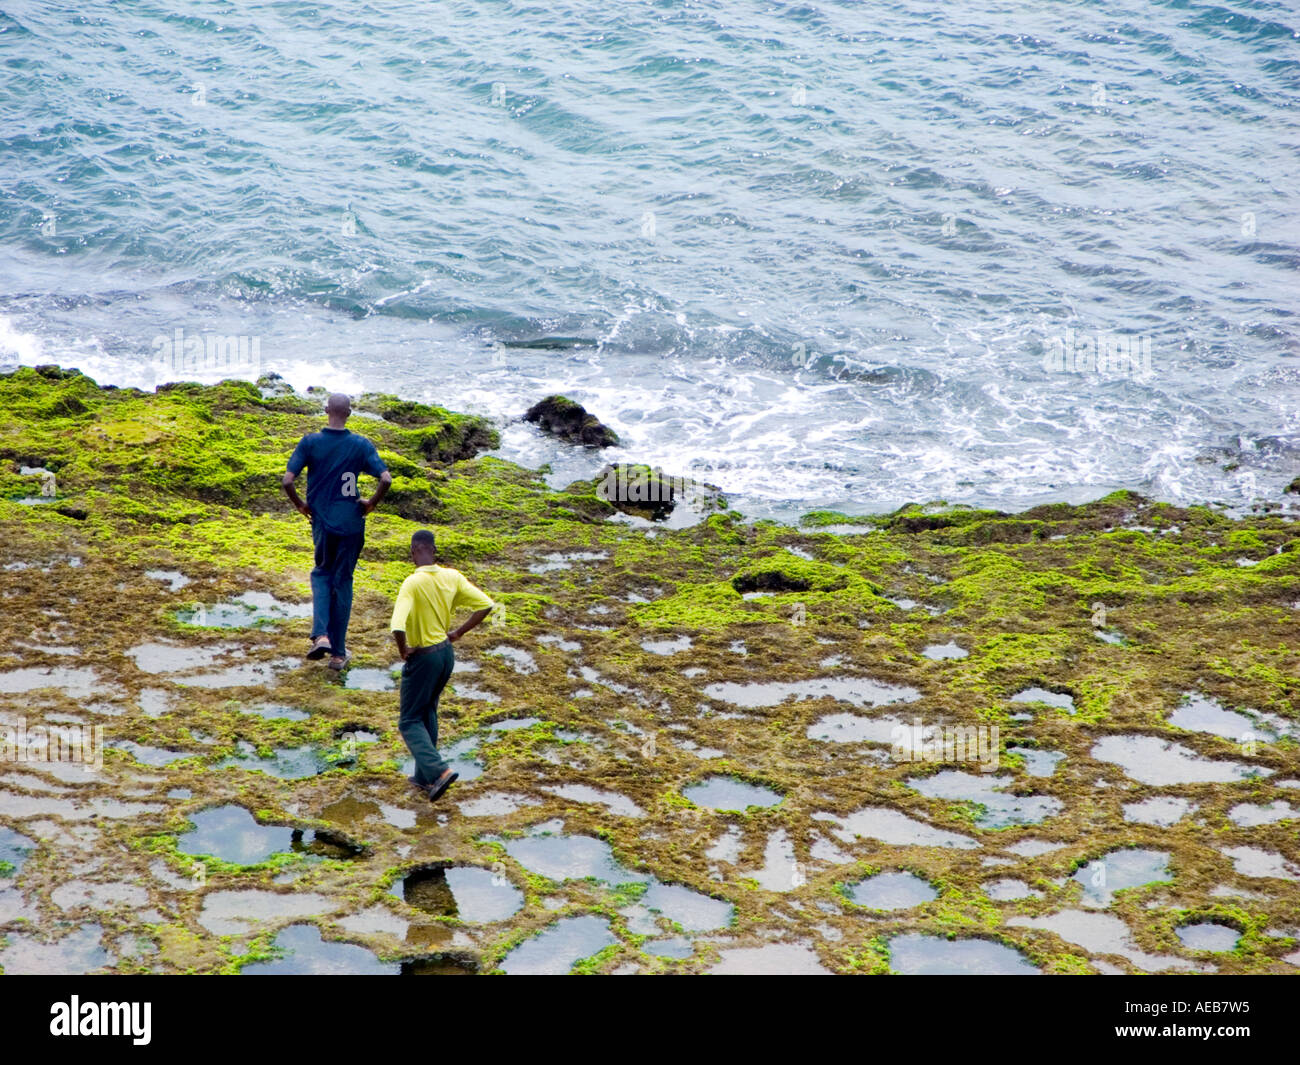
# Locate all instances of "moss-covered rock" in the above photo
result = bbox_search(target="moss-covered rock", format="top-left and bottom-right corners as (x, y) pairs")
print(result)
(0, 367), (1296, 976)
(566, 463), (726, 522)
(523, 394), (619, 448)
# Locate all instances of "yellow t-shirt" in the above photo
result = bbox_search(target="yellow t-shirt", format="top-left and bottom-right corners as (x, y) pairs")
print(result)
(390, 565), (493, 646)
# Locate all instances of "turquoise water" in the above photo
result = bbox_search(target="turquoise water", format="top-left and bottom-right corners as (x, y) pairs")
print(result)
(2, 1), (1297, 519)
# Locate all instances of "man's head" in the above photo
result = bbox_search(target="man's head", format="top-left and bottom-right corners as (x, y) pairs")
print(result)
(325, 393), (352, 426)
(410, 529), (437, 566)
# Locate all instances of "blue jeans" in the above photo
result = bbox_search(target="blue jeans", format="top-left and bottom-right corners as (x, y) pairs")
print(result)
(310, 522), (364, 658)
(399, 642), (454, 786)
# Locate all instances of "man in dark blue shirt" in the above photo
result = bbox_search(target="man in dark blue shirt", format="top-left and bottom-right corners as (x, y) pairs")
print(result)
(282, 393), (392, 670)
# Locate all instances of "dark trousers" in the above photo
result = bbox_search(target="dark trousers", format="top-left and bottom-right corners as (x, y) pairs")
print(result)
(310, 522), (364, 657)
(399, 642), (454, 786)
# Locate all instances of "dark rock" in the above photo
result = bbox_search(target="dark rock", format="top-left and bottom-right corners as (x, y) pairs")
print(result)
(565, 463), (725, 522)
(256, 372), (295, 398)
(34, 365), (82, 381)
(523, 395), (619, 448)
(502, 337), (596, 351)
(1286, 476), (1300, 494)
(732, 570), (811, 594)
(594, 463), (677, 520)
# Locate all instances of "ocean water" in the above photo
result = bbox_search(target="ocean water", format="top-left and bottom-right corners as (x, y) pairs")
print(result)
(1, 0), (1297, 521)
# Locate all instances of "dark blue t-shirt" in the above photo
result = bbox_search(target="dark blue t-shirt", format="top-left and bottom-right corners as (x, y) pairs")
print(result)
(287, 428), (387, 535)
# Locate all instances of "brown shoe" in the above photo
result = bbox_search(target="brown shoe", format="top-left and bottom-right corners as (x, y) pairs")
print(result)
(327, 653), (351, 671)
(306, 636), (332, 661)
(427, 768), (459, 802)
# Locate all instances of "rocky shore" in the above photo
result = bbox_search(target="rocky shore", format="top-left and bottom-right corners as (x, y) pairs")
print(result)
(0, 365), (1297, 975)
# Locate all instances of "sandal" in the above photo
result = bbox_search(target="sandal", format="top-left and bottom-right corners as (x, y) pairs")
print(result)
(306, 636), (332, 661)
(427, 769), (459, 802)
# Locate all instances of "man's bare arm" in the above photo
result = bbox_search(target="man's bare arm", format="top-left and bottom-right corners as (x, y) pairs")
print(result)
(448, 607), (491, 644)
(392, 629), (410, 660)
(282, 470), (310, 519)
(361, 470), (393, 516)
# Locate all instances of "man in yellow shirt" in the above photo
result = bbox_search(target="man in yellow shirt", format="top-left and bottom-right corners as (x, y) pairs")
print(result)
(390, 529), (494, 802)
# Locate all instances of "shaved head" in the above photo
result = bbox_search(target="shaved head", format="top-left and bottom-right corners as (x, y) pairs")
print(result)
(410, 529), (437, 564)
(325, 393), (352, 416)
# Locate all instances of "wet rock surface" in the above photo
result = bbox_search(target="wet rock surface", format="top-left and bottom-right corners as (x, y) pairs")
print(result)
(0, 369), (1297, 974)
(523, 395), (619, 448)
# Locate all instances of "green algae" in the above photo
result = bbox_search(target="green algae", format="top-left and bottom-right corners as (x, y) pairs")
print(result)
(1, 367), (1297, 974)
